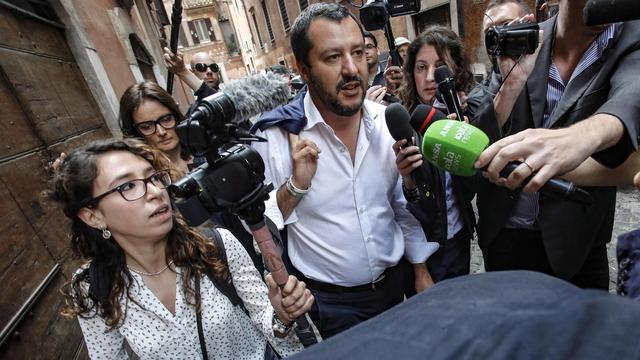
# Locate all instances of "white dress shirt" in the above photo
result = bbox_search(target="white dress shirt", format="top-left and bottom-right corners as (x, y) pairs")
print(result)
(77, 229), (302, 359)
(253, 93), (438, 286)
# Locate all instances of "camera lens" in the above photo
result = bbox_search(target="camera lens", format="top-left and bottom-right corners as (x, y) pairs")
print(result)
(485, 27), (499, 55)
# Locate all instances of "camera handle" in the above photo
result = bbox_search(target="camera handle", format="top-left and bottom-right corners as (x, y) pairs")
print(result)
(238, 192), (319, 347)
(383, 22), (402, 67)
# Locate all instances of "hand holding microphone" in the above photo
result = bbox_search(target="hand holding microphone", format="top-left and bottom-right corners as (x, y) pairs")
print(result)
(474, 126), (601, 195)
(385, 103), (432, 199)
(421, 119), (594, 204)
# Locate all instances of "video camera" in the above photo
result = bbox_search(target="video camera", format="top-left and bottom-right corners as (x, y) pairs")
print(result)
(359, 0), (420, 31)
(168, 74), (288, 227)
(485, 22), (539, 57)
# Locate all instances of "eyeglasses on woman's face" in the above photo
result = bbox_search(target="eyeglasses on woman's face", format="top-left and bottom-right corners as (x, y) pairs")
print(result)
(85, 170), (172, 208)
(134, 113), (176, 136)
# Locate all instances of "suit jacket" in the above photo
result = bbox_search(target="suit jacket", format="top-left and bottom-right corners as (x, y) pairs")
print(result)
(472, 17), (640, 280)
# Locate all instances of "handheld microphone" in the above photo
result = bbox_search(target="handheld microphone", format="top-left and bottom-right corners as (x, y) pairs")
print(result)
(434, 65), (465, 122)
(422, 120), (594, 205)
(385, 103), (432, 200)
(583, 0), (640, 26)
(410, 104), (447, 135)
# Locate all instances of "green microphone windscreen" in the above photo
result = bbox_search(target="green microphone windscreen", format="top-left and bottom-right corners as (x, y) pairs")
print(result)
(422, 120), (490, 176)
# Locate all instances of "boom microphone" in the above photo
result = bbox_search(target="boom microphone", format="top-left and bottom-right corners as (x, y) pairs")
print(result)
(434, 65), (464, 121)
(385, 103), (432, 200)
(179, 72), (289, 155)
(410, 104), (447, 135)
(584, 0), (640, 26)
(422, 120), (594, 204)
(190, 72), (290, 125)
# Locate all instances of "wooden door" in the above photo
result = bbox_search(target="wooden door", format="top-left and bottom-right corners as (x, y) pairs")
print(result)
(0, 4), (110, 359)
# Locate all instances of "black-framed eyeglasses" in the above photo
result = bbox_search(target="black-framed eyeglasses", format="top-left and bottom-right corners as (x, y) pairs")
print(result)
(135, 114), (176, 136)
(85, 170), (172, 208)
(365, 43), (377, 50)
(194, 63), (220, 73)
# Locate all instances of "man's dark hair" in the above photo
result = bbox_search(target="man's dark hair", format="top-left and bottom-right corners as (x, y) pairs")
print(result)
(290, 3), (364, 68)
(486, 0), (531, 15)
(363, 31), (378, 48)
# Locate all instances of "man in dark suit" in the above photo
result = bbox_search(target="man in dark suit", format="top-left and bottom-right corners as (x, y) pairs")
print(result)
(471, 0), (640, 289)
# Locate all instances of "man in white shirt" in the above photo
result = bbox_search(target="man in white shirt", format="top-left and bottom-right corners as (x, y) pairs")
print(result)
(252, 3), (438, 339)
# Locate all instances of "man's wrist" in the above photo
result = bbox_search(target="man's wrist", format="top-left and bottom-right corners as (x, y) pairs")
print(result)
(290, 176), (310, 191)
(402, 180), (421, 202)
(286, 176), (310, 198)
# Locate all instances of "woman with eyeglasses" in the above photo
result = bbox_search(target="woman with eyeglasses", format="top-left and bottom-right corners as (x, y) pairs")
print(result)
(119, 80), (268, 276)
(119, 81), (194, 177)
(393, 26), (479, 292)
(49, 139), (313, 359)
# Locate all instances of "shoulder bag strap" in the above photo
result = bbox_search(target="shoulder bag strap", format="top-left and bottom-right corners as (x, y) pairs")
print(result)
(195, 276), (209, 360)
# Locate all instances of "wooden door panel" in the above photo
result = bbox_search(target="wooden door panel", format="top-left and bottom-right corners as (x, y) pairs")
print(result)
(32, 129), (111, 259)
(0, 51), (105, 145)
(0, 183), (57, 328)
(0, 8), (72, 61)
(0, 274), (85, 359)
(0, 68), (42, 159)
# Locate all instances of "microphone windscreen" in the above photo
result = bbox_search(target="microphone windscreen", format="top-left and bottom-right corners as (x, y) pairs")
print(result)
(223, 72), (290, 124)
(411, 104), (447, 135)
(422, 120), (489, 176)
(583, 0), (640, 26)
(385, 103), (414, 142)
(434, 65), (453, 85)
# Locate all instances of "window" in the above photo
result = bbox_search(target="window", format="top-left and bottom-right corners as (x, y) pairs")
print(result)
(261, 1), (275, 44)
(129, 34), (156, 82)
(177, 24), (189, 48)
(193, 18), (211, 43)
(277, 0), (290, 31)
(220, 19), (239, 56)
(249, 8), (264, 48)
(298, 0), (308, 11)
(188, 18), (215, 45)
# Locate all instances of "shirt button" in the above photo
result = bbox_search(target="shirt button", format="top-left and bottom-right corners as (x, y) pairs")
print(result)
(340, 147), (346, 153)
(359, 207), (365, 214)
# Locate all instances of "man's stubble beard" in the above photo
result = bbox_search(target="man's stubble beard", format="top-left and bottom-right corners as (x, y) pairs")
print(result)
(308, 73), (365, 117)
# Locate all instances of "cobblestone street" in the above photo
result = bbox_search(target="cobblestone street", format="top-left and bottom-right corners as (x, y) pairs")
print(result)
(470, 187), (640, 291)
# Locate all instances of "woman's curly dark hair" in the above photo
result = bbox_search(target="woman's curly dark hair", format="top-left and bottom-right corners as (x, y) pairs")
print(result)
(47, 139), (228, 329)
(398, 26), (474, 112)
(119, 81), (191, 161)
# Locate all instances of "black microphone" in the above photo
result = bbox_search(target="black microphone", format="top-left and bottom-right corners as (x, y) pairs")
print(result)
(434, 65), (465, 122)
(410, 104), (447, 135)
(385, 103), (433, 200)
(583, 0), (640, 26)
(498, 162), (593, 204)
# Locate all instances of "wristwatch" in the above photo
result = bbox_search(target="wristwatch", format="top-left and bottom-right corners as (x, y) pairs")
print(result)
(402, 181), (421, 202)
(272, 311), (294, 337)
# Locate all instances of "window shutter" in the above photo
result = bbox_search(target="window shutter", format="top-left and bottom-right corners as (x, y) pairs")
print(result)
(204, 18), (215, 41)
(187, 20), (200, 45)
